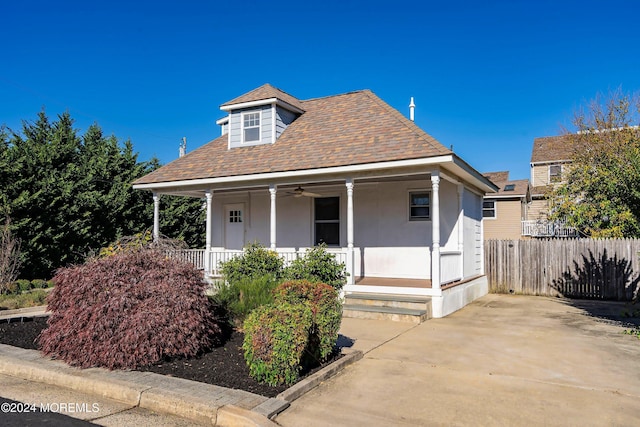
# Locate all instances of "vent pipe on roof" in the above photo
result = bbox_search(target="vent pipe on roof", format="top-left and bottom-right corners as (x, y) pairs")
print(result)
(409, 97), (415, 121)
(179, 137), (187, 158)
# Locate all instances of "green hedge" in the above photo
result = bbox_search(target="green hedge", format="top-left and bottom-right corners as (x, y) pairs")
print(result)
(243, 280), (343, 386)
(243, 302), (313, 386)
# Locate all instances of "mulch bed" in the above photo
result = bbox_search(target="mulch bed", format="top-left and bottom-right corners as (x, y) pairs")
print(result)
(0, 317), (341, 398)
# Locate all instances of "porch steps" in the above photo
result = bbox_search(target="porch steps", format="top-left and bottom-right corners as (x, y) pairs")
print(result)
(343, 293), (432, 324)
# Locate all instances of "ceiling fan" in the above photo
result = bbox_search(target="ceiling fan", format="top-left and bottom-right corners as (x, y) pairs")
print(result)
(287, 186), (322, 198)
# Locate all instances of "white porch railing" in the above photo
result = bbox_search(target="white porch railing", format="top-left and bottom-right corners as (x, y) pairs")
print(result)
(165, 249), (206, 270)
(440, 251), (462, 285)
(208, 249), (244, 276)
(169, 247), (349, 278)
(521, 220), (579, 238)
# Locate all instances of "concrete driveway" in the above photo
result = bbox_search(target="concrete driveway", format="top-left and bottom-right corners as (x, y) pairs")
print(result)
(275, 294), (640, 426)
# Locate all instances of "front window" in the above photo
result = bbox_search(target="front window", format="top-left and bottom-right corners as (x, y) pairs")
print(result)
(483, 200), (496, 219)
(314, 197), (340, 245)
(549, 164), (562, 183)
(409, 191), (430, 221)
(243, 112), (260, 142)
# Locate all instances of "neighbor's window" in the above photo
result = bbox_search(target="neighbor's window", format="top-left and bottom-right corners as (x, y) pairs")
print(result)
(549, 164), (562, 183)
(482, 200), (496, 219)
(243, 112), (260, 142)
(314, 197), (340, 245)
(409, 191), (430, 221)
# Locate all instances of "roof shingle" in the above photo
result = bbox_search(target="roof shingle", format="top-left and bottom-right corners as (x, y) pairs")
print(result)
(221, 83), (305, 111)
(135, 88), (452, 185)
(530, 135), (574, 163)
(483, 171), (529, 197)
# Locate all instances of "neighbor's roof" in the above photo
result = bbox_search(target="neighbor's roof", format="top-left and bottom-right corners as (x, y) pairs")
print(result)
(530, 135), (575, 164)
(134, 87), (452, 185)
(483, 171), (529, 197)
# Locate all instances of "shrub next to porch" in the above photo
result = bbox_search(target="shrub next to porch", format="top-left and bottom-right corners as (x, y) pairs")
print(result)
(283, 244), (347, 291)
(220, 242), (284, 284)
(243, 280), (342, 386)
(38, 249), (222, 369)
(215, 243), (346, 324)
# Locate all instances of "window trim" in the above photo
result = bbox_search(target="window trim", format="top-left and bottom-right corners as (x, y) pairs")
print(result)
(242, 111), (261, 144)
(408, 190), (431, 221)
(482, 199), (497, 219)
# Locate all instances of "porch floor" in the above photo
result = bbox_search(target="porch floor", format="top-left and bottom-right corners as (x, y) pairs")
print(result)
(354, 277), (433, 289)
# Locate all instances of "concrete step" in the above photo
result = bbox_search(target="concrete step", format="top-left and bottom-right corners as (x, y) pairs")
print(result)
(342, 303), (431, 324)
(345, 293), (431, 311)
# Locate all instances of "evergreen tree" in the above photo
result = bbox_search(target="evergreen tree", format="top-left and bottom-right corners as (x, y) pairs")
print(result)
(1, 110), (204, 279)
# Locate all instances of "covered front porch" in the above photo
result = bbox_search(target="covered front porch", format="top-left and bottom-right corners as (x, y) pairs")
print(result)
(145, 165), (487, 317)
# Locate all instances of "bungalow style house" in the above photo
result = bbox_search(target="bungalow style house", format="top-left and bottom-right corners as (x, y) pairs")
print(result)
(527, 135), (578, 238)
(482, 171), (530, 240)
(133, 84), (498, 318)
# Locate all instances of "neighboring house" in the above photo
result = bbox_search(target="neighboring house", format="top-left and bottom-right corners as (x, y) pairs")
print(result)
(482, 171), (530, 240)
(133, 84), (498, 318)
(526, 135), (578, 237)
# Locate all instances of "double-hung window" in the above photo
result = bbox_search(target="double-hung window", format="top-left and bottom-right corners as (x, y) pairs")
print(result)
(409, 191), (430, 221)
(243, 112), (260, 143)
(549, 164), (562, 183)
(482, 200), (496, 219)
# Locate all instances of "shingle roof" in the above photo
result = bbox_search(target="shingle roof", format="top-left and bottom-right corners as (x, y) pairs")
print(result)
(483, 171), (510, 184)
(221, 83), (305, 111)
(134, 88), (452, 185)
(483, 171), (529, 197)
(530, 135), (574, 163)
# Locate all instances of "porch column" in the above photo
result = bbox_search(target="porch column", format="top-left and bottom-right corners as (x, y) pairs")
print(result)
(152, 192), (160, 242)
(204, 190), (213, 275)
(346, 178), (355, 286)
(269, 184), (277, 250)
(431, 172), (441, 292)
(458, 184), (465, 280)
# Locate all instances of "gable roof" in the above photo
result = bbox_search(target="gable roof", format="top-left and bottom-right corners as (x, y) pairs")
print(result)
(221, 83), (305, 112)
(134, 88), (453, 185)
(483, 171), (529, 198)
(531, 135), (574, 164)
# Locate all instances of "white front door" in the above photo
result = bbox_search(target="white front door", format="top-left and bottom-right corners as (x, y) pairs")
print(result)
(224, 204), (245, 250)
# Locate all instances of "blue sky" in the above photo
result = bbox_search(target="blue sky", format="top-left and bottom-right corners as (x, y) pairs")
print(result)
(2, 0), (639, 180)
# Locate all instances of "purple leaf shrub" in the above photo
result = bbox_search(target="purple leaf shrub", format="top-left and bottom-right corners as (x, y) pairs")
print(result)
(38, 249), (221, 369)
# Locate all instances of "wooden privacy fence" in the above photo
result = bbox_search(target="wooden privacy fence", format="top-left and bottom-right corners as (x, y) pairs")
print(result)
(485, 239), (640, 300)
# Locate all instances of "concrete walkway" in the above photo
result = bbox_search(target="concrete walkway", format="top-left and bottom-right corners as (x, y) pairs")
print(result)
(276, 294), (640, 426)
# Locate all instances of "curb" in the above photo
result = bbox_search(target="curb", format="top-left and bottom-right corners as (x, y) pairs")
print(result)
(0, 344), (363, 426)
(0, 305), (50, 322)
(277, 350), (363, 404)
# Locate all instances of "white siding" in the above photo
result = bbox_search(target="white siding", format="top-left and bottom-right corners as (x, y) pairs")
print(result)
(208, 179), (464, 280)
(463, 189), (483, 277)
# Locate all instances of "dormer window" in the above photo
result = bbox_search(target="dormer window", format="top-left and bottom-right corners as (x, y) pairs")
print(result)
(243, 112), (260, 143)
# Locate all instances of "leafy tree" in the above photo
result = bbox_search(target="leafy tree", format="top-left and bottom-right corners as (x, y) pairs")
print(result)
(548, 90), (640, 237)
